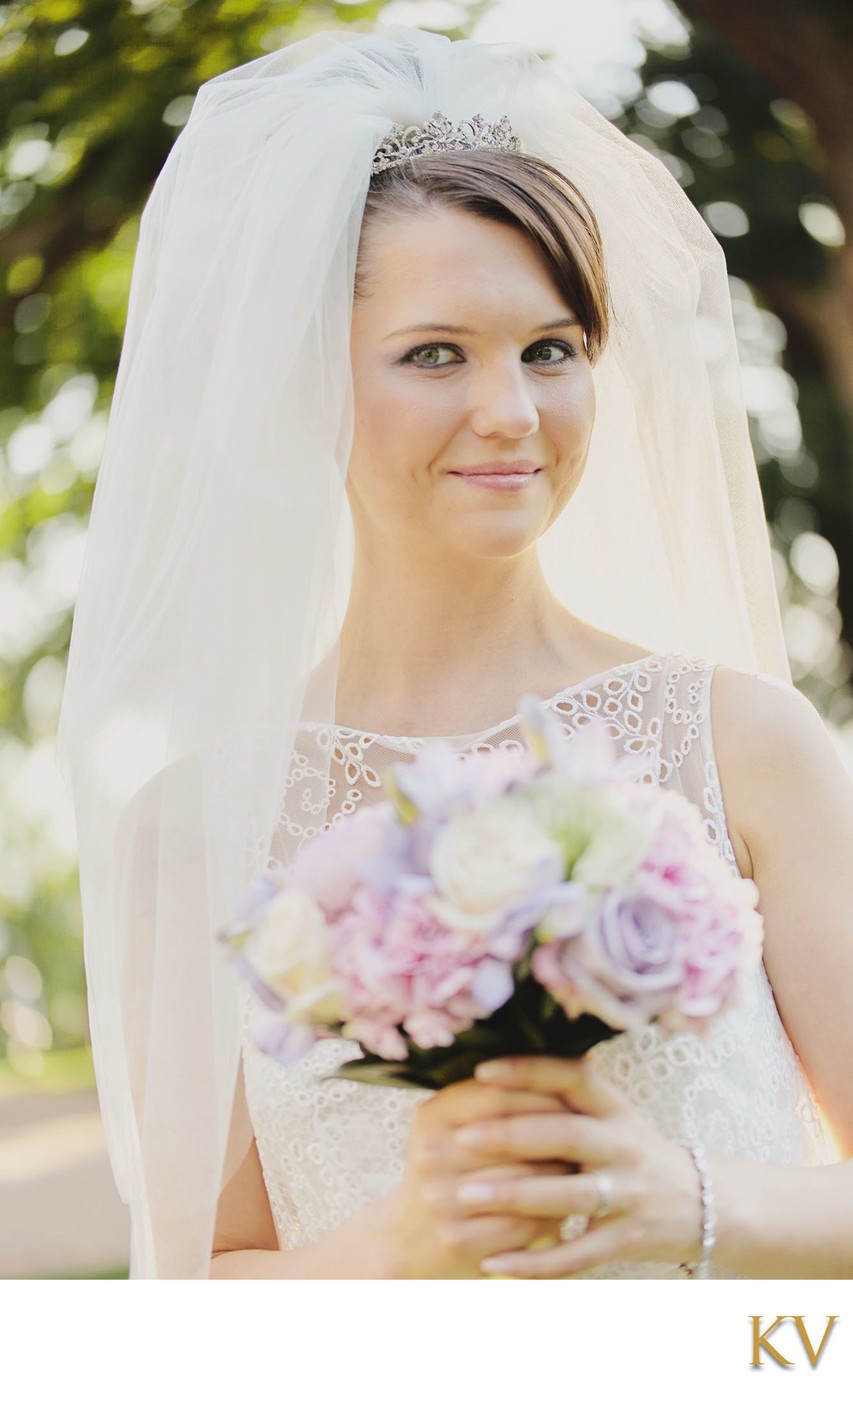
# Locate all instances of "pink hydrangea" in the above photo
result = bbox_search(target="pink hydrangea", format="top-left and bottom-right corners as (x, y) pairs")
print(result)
(328, 884), (514, 1056)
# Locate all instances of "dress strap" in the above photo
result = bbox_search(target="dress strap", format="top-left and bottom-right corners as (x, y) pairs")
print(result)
(658, 656), (739, 874)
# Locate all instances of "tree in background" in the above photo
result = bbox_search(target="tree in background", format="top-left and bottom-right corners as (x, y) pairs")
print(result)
(676, 1), (853, 422)
(1, 0), (850, 1076)
(615, 0), (853, 720)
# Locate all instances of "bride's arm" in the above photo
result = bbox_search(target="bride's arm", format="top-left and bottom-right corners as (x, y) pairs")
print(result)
(702, 665), (853, 1275)
(209, 1145), (398, 1278)
(209, 1060), (397, 1278)
(713, 665), (853, 1160)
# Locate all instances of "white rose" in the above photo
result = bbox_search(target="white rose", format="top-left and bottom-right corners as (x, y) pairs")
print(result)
(429, 801), (563, 916)
(247, 886), (342, 1024)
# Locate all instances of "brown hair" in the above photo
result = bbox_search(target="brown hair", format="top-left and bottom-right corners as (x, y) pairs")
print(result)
(355, 149), (610, 363)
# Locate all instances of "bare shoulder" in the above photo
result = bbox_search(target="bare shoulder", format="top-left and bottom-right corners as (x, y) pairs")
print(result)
(709, 663), (829, 763)
(708, 662), (853, 879)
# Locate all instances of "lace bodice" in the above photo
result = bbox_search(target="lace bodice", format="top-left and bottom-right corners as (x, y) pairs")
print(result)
(239, 652), (836, 1277)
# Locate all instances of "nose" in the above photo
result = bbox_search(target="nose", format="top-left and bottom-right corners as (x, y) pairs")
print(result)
(467, 360), (540, 440)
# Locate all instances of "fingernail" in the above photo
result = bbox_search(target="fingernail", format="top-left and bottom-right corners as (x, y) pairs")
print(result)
(476, 1061), (511, 1080)
(481, 1257), (513, 1274)
(456, 1125), (486, 1146)
(457, 1182), (495, 1205)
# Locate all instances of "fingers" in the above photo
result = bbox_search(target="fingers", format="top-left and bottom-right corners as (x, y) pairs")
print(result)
(436, 1211), (565, 1264)
(450, 1109), (629, 1167)
(475, 1054), (631, 1118)
(414, 1159), (570, 1276)
(420, 1081), (567, 1128)
(422, 1159), (569, 1213)
(480, 1216), (641, 1278)
(411, 1084), (568, 1175)
(443, 1168), (635, 1221)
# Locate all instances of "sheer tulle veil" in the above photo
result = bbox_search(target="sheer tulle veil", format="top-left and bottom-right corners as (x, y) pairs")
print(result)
(54, 24), (790, 1277)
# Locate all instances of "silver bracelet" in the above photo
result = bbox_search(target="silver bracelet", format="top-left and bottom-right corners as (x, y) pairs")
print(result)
(678, 1142), (716, 1278)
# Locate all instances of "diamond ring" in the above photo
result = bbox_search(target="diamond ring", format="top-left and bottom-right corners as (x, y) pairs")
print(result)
(559, 1169), (619, 1240)
(588, 1169), (617, 1218)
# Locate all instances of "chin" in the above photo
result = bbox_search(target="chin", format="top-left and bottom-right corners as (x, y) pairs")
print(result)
(449, 519), (547, 560)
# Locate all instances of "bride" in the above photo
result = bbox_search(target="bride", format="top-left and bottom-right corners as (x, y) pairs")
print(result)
(56, 26), (853, 1279)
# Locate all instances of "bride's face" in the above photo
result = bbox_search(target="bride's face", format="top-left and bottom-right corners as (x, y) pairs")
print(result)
(348, 206), (595, 562)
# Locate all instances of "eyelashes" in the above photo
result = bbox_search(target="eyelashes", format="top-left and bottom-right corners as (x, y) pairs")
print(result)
(398, 339), (580, 369)
(524, 340), (579, 365)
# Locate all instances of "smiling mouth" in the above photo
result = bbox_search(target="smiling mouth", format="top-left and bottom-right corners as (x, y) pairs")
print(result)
(448, 468), (542, 490)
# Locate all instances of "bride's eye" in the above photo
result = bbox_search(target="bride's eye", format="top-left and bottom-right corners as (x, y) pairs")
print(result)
(401, 344), (462, 368)
(523, 339), (579, 365)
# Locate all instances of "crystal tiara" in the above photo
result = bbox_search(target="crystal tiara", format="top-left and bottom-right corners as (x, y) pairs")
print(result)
(371, 110), (522, 174)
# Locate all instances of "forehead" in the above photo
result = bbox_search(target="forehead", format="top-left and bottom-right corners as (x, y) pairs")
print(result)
(357, 207), (570, 320)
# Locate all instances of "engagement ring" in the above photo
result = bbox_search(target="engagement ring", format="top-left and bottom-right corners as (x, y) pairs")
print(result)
(589, 1169), (616, 1218)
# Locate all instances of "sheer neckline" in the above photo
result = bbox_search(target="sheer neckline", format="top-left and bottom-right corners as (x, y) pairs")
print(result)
(331, 651), (665, 746)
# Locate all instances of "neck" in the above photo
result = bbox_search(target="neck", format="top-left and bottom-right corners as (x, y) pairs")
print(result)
(336, 535), (587, 734)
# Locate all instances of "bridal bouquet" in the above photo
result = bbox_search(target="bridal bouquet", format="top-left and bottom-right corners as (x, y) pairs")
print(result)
(218, 700), (764, 1089)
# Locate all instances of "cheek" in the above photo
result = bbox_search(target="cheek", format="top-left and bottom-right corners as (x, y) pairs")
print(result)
(349, 370), (454, 483)
(539, 374), (595, 525)
(347, 375), (422, 508)
(349, 369), (395, 478)
(550, 372), (596, 462)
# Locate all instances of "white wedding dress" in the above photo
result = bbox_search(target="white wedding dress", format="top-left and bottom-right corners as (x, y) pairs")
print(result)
(238, 652), (837, 1276)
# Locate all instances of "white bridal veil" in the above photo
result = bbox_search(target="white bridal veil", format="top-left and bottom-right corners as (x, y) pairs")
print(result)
(55, 24), (790, 1277)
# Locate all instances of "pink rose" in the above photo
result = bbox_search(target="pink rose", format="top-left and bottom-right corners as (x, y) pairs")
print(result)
(672, 888), (763, 1029)
(633, 791), (720, 909)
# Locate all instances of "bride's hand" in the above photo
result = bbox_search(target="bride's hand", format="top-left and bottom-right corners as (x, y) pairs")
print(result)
(385, 1076), (572, 1278)
(423, 1054), (704, 1278)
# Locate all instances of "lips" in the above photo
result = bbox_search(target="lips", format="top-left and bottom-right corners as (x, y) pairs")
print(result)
(447, 466), (542, 492)
(447, 461), (543, 491)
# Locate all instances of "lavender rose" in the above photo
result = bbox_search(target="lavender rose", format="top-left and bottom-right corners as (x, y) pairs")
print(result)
(532, 878), (689, 1031)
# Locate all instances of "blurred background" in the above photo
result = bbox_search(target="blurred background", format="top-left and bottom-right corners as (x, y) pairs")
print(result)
(1, 0), (851, 1278)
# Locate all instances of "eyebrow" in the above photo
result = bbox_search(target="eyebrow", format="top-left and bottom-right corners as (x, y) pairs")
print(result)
(383, 318), (581, 340)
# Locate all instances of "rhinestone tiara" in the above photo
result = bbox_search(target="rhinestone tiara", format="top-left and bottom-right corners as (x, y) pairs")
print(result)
(371, 110), (521, 174)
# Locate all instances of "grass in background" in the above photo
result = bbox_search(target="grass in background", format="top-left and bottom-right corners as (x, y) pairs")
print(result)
(0, 1045), (94, 1097)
